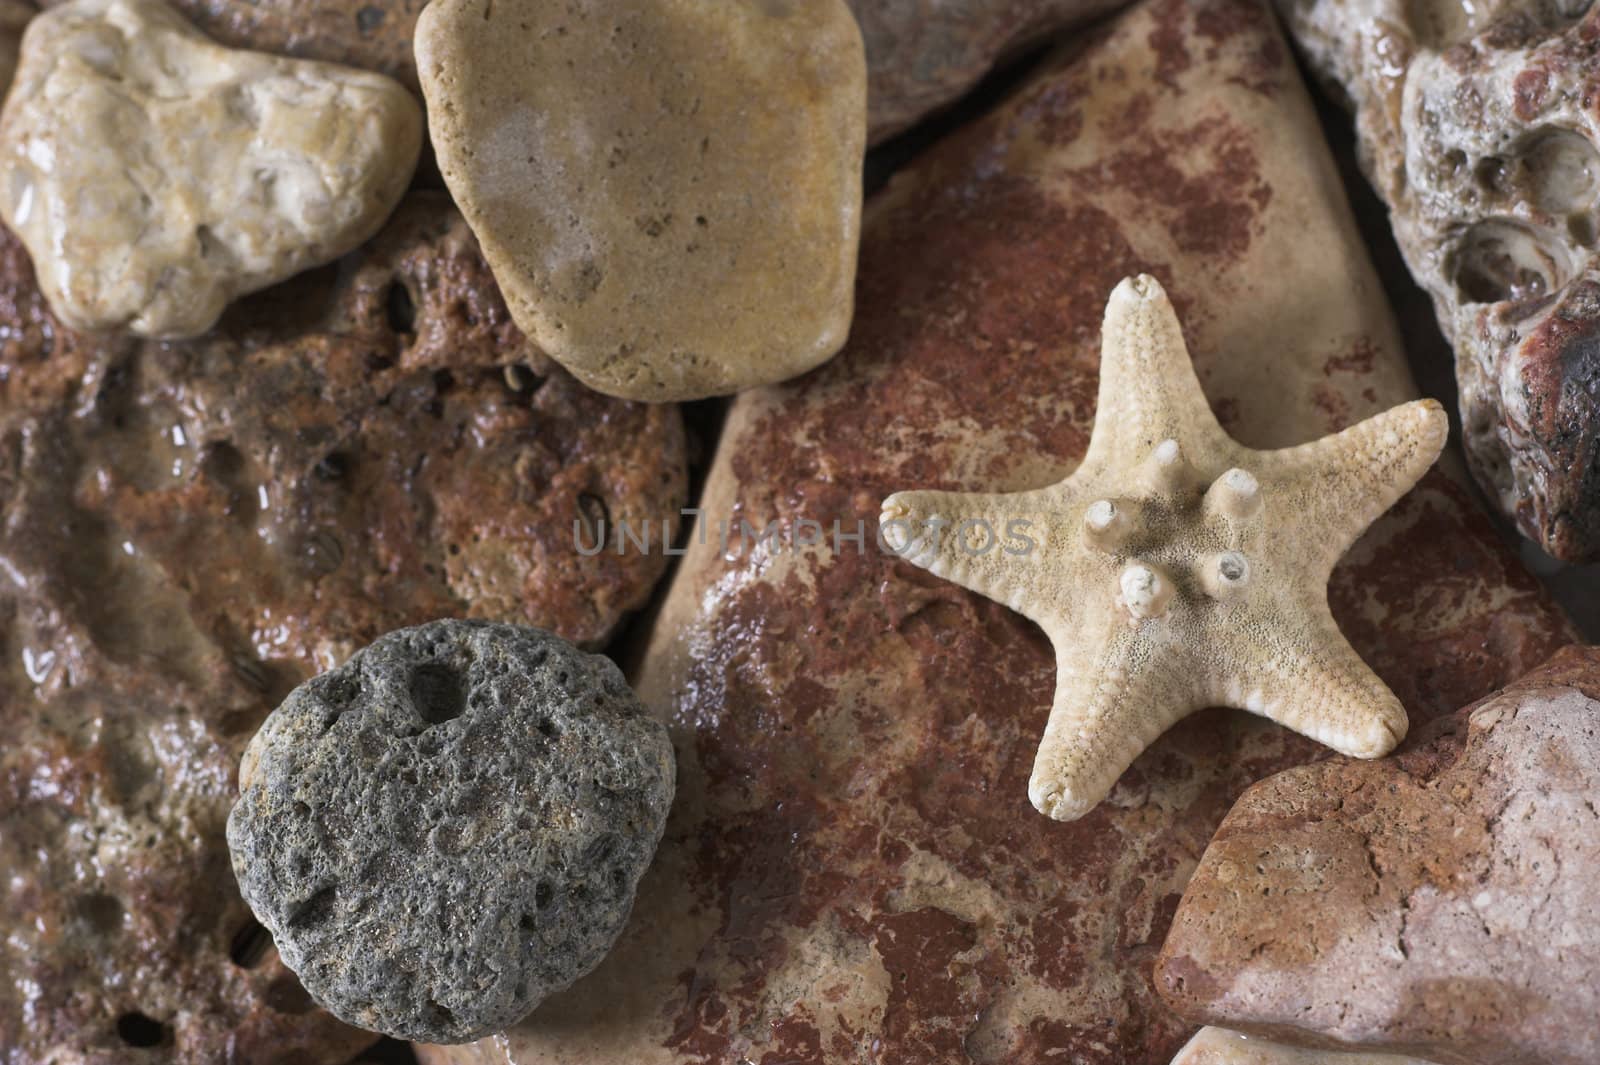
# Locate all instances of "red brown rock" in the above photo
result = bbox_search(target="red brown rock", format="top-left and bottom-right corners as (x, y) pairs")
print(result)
(0, 193), (687, 1064)
(1156, 645), (1600, 1065)
(418, 1), (1574, 1063)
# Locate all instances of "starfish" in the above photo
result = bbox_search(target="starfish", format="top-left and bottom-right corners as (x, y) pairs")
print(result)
(879, 275), (1447, 821)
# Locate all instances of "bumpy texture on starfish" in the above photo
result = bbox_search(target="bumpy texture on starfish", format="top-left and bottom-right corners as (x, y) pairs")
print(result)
(880, 275), (1448, 821)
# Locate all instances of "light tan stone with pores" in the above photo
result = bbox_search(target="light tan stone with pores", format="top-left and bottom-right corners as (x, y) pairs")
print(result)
(0, 0), (421, 338)
(416, 0), (866, 402)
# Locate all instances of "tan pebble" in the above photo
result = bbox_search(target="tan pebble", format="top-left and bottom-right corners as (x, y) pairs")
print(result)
(0, 0), (422, 337)
(415, 0), (866, 402)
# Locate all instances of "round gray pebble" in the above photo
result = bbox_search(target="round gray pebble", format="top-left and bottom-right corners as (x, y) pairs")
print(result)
(225, 620), (675, 1043)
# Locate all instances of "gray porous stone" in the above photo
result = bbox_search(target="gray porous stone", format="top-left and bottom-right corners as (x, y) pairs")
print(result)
(225, 620), (675, 1044)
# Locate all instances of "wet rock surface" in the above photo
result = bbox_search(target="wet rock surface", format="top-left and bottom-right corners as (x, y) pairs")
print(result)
(0, 0), (421, 337)
(417, 1), (1574, 1062)
(417, 0), (866, 401)
(0, 194), (687, 1064)
(1156, 645), (1600, 1064)
(1278, 0), (1600, 560)
(228, 620), (675, 1045)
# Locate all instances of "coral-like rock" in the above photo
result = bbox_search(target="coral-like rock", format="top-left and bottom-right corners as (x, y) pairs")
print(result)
(883, 276), (1446, 821)
(1278, 0), (1600, 560)
(1156, 645), (1600, 1064)
(416, 0), (1574, 1062)
(416, 0), (865, 401)
(228, 621), (675, 1044)
(0, 0), (421, 337)
(0, 194), (687, 1065)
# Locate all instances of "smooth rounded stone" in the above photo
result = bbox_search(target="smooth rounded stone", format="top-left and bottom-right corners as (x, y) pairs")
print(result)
(0, 0), (421, 338)
(0, 192), (687, 1065)
(417, 1), (1575, 1062)
(416, 0), (866, 402)
(1277, 0), (1600, 560)
(227, 620), (676, 1044)
(1156, 646), (1600, 1065)
(1171, 1027), (1435, 1065)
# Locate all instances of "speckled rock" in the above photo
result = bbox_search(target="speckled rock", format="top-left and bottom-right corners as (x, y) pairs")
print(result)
(0, 0), (421, 337)
(417, 0), (865, 401)
(1171, 1027), (1435, 1065)
(416, 1), (1574, 1062)
(1277, 0), (1600, 560)
(228, 621), (675, 1044)
(0, 193), (687, 1064)
(1156, 645), (1600, 1065)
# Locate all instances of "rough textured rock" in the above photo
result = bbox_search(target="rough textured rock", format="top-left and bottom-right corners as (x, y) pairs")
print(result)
(228, 620), (675, 1044)
(417, 0), (865, 402)
(1278, 0), (1600, 560)
(417, 1), (1575, 1062)
(0, 193), (687, 1064)
(0, 0), (421, 338)
(1156, 644), (1600, 1065)
(1172, 1027), (1435, 1065)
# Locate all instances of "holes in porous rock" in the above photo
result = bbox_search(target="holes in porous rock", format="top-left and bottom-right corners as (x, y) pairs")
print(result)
(410, 663), (466, 727)
(502, 363), (545, 398)
(519, 911), (537, 932)
(287, 884), (337, 929)
(1523, 128), (1600, 214)
(76, 892), (123, 934)
(537, 718), (558, 739)
(534, 881), (554, 910)
(312, 451), (351, 481)
(115, 1011), (168, 1047)
(1474, 154), (1510, 194)
(1451, 219), (1572, 304)
(384, 280), (417, 335)
(229, 917), (272, 968)
(577, 493), (609, 551)
(428, 1001), (455, 1029)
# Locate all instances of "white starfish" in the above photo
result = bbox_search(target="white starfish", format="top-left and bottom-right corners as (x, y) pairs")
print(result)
(880, 275), (1447, 821)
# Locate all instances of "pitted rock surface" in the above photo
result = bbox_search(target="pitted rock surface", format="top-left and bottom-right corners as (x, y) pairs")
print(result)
(0, 193), (686, 1064)
(418, 1), (1574, 1063)
(417, 0), (866, 401)
(1277, 0), (1600, 560)
(0, 0), (421, 337)
(1157, 645), (1600, 1065)
(228, 620), (676, 1044)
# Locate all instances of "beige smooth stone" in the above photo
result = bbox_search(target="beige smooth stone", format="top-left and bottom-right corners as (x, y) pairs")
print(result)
(416, 0), (866, 402)
(0, 0), (421, 338)
(1173, 1027), (1437, 1065)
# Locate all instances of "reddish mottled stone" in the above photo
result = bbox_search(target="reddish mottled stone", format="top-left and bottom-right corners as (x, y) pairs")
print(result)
(0, 194), (687, 1064)
(1157, 646), (1600, 1065)
(420, 0), (1573, 1063)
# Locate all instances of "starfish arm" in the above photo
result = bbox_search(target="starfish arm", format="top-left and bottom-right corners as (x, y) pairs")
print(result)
(1253, 398), (1447, 574)
(1029, 612), (1206, 821)
(1212, 597), (1409, 758)
(1082, 274), (1231, 473)
(879, 485), (1072, 617)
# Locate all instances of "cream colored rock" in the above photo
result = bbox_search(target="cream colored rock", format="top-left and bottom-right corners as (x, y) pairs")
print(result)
(415, 0), (866, 402)
(881, 276), (1449, 821)
(1172, 1028), (1436, 1065)
(0, 0), (421, 337)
